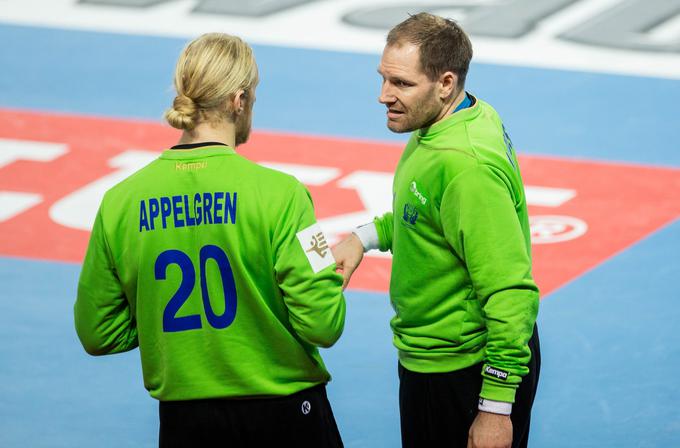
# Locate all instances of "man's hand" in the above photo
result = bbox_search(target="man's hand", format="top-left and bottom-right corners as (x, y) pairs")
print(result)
(467, 411), (513, 448)
(332, 234), (365, 289)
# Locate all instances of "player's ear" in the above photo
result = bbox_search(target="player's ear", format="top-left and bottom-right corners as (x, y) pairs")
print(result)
(439, 71), (457, 100)
(232, 89), (246, 115)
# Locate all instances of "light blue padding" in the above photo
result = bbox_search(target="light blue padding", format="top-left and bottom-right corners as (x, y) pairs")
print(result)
(322, 290), (400, 448)
(530, 217), (680, 447)
(0, 258), (155, 448)
(0, 23), (679, 167)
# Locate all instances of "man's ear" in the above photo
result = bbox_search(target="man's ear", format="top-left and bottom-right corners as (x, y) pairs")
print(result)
(232, 89), (246, 115)
(439, 71), (457, 99)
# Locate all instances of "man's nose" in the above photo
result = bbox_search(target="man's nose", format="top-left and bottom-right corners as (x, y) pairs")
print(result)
(379, 82), (395, 105)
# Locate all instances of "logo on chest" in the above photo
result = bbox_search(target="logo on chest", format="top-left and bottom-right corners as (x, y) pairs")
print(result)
(401, 181), (429, 228)
(402, 203), (419, 226)
(409, 181), (428, 205)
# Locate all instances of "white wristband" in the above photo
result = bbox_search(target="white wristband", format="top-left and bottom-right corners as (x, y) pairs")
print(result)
(352, 222), (379, 252)
(478, 398), (512, 416)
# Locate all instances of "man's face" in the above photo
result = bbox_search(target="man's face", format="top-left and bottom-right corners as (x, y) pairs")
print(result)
(378, 43), (443, 133)
(235, 88), (255, 146)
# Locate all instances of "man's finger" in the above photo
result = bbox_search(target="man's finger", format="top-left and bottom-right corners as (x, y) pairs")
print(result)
(341, 264), (356, 290)
(342, 272), (351, 290)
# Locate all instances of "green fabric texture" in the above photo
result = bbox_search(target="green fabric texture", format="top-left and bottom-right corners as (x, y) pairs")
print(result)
(374, 98), (539, 403)
(75, 145), (346, 401)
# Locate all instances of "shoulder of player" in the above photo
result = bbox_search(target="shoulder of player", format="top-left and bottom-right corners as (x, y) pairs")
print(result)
(100, 157), (162, 208)
(453, 100), (515, 172)
(248, 160), (297, 182)
(413, 103), (491, 160)
(244, 160), (304, 194)
(235, 159), (312, 210)
(473, 97), (500, 116)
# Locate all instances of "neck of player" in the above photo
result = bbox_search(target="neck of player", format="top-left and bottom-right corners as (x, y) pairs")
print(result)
(178, 120), (236, 148)
(438, 88), (467, 122)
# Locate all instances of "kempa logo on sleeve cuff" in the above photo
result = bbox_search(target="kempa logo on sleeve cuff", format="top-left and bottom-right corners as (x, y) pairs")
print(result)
(296, 223), (334, 273)
(484, 366), (509, 381)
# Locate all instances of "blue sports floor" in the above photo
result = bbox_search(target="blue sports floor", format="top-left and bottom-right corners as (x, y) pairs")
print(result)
(1, 11), (679, 448)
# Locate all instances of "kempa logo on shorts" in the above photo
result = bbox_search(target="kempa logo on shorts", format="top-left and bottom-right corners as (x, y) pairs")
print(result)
(409, 181), (427, 205)
(301, 401), (311, 415)
(296, 223), (334, 273)
(485, 366), (509, 381)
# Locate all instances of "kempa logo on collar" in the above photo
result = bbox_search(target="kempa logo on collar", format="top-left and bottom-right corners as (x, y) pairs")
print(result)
(409, 181), (427, 205)
(484, 365), (509, 381)
(296, 223), (334, 273)
(175, 161), (207, 171)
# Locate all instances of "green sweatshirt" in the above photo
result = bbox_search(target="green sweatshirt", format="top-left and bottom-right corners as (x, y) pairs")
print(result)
(75, 144), (346, 401)
(375, 98), (539, 403)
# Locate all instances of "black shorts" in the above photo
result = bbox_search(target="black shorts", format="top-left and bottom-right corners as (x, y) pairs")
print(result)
(399, 325), (541, 448)
(158, 383), (343, 447)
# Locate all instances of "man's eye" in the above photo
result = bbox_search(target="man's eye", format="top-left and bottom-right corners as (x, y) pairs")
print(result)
(395, 80), (410, 87)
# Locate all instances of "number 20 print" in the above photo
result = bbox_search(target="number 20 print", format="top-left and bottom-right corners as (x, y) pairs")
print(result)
(154, 245), (237, 333)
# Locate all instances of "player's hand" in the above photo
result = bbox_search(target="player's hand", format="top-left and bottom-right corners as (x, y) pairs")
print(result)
(467, 411), (512, 448)
(332, 234), (364, 290)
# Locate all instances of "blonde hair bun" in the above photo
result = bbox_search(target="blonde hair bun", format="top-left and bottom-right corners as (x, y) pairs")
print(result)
(165, 94), (198, 130)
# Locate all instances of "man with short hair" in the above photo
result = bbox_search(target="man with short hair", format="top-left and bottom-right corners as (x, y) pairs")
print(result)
(333, 13), (540, 448)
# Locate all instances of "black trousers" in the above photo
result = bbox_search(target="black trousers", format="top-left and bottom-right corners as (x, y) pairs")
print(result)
(399, 325), (541, 448)
(158, 384), (343, 448)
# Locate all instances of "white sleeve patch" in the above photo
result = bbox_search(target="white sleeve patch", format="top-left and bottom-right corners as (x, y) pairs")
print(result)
(296, 223), (335, 273)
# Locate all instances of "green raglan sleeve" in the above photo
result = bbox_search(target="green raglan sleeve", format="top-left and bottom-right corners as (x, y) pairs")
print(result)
(440, 164), (539, 403)
(74, 206), (138, 356)
(373, 212), (394, 252)
(273, 182), (346, 348)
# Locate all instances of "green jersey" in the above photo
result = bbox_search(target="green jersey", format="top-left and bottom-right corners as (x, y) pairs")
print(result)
(75, 143), (346, 401)
(375, 98), (539, 403)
